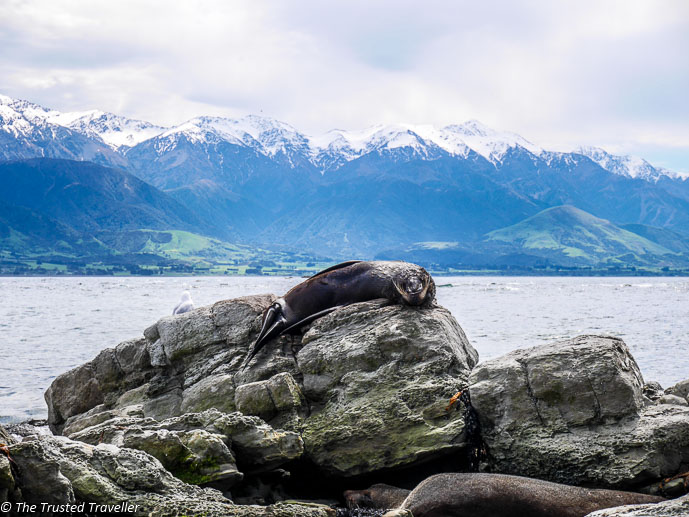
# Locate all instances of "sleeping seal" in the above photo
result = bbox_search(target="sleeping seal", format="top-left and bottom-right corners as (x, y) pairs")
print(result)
(374, 473), (665, 517)
(243, 260), (435, 367)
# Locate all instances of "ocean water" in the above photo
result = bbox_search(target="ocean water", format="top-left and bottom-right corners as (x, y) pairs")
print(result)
(1, 276), (687, 424)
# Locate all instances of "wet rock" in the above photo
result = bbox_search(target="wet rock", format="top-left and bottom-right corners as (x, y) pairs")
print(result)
(47, 296), (478, 478)
(586, 493), (689, 516)
(658, 394), (689, 407)
(470, 335), (689, 488)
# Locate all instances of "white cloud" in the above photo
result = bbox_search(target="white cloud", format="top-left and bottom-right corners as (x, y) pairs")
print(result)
(0, 0), (688, 171)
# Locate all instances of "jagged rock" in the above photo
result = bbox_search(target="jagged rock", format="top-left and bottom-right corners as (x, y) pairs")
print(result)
(235, 373), (306, 424)
(45, 295), (277, 434)
(586, 493), (689, 516)
(3, 420), (51, 442)
(666, 379), (689, 402)
(470, 335), (689, 488)
(8, 434), (233, 514)
(46, 295), (478, 478)
(8, 434), (332, 516)
(68, 409), (302, 483)
(643, 381), (664, 402)
(0, 424), (13, 445)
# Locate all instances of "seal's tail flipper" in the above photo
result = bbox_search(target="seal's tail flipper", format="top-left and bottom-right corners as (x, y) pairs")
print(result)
(243, 303), (286, 370)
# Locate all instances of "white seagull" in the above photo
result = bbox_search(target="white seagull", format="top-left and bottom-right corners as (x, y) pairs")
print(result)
(173, 290), (194, 315)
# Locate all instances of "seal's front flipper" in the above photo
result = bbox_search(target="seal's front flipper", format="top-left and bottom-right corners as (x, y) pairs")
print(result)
(243, 303), (286, 369)
(281, 306), (343, 334)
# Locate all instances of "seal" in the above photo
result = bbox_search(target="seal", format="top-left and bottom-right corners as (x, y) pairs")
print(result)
(344, 483), (411, 510)
(243, 260), (435, 367)
(375, 473), (665, 517)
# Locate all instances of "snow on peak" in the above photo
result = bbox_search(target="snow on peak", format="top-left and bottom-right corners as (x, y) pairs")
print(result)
(163, 115), (308, 156)
(1, 93), (685, 181)
(576, 146), (688, 181)
(307, 120), (541, 164)
(46, 110), (167, 148)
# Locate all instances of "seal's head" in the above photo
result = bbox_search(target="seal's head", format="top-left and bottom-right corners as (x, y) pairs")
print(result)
(343, 488), (375, 509)
(393, 266), (435, 306)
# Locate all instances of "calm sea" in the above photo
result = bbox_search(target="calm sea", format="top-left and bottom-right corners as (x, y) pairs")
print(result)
(1, 276), (687, 424)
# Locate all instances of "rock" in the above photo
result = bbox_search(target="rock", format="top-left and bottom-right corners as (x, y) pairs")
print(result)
(0, 455), (14, 503)
(47, 296), (478, 478)
(235, 372), (306, 424)
(643, 381), (664, 402)
(297, 300), (478, 476)
(585, 493), (689, 516)
(658, 394), (689, 407)
(666, 379), (689, 402)
(68, 409), (302, 483)
(470, 335), (689, 489)
(45, 295), (277, 434)
(8, 434), (332, 517)
(0, 424), (13, 445)
(8, 434), (231, 514)
(3, 420), (51, 442)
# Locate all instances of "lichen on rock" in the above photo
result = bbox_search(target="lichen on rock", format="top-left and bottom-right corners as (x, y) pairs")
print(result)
(469, 335), (689, 489)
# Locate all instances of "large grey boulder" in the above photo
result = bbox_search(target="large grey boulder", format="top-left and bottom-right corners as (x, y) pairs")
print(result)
(8, 434), (332, 517)
(297, 301), (477, 475)
(586, 493), (689, 516)
(68, 409), (303, 483)
(470, 335), (689, 489)
(46, 296), (478, 478)
(45, 295), (276, 434)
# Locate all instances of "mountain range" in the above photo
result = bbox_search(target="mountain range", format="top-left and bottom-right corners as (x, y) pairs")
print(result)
(1, 93), (688, 273)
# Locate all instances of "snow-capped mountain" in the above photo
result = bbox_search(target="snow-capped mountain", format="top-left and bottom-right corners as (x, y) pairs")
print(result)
(3, 94), (684, 183)
(577, 146), (688, 182)
(48, 110), (166, 149)
(0, 94), (123, 165)
(3, 94), (689, 260)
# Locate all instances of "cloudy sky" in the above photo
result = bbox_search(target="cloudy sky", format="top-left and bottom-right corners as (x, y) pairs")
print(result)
(1, 0), (688, 171)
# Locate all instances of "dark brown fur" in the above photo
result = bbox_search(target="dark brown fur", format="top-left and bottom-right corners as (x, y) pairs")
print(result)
(244, 261), (435, 367)
(346, 474), (665, 517)
(394, 473), (665, 517)
(344, 483), (411, 510)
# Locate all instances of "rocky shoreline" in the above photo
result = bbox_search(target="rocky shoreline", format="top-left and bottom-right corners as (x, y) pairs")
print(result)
(2, 295), (688, 516)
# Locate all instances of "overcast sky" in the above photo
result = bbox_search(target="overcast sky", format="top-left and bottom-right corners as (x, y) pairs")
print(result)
(1, 0), (688, 171)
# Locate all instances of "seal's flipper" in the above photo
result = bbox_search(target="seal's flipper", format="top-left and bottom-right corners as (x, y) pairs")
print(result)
(308, 260), (362, 280)
(243, 303), (286, 369)
(281, 305), (343, 335)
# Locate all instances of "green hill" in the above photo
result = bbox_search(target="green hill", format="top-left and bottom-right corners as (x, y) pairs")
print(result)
(485, 205), (678, 266)
(621, 223), (689, 254)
